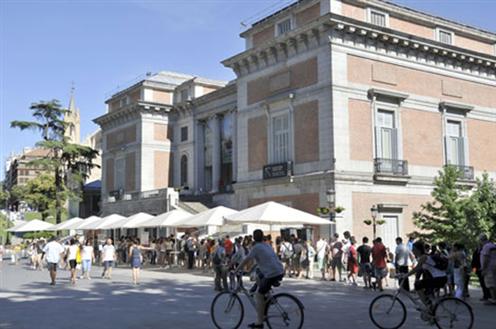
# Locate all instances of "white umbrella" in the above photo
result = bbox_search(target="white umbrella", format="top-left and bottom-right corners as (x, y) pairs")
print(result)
(10, 219), (53, 232)
(108, 212), (154, 229)
(6, 220), (27, 232)
(179, 206), (238, 227)
(137, 209), (192, 228)
(93, 214), (126, 230)
(224, 201), (331, 226)
(72, 216), (102, 230)
(46, 217), (84, 231)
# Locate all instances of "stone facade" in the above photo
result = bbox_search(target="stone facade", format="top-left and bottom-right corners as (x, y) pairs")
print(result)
(94, 0), (496, 245)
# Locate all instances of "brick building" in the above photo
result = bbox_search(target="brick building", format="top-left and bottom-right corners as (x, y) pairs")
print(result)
(95, 0), (496, 245)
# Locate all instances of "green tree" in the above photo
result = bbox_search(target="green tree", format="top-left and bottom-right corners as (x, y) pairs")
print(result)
(464, 173), (496, 240)
(23, 173), (56, 221)
(11, 100), (99, 224)
(412, 166), (474, 249)
(10, 184), (27, 205)
(0, 185), (9, 209)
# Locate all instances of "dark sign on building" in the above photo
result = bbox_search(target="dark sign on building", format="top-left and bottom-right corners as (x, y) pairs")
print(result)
(263, 161), (293, 180)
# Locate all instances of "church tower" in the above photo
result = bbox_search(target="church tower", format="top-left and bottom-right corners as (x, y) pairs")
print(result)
(64, 86), (81, 144)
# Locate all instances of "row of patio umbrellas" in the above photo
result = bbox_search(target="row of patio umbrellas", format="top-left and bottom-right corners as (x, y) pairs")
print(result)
(7, 201), (331, 233)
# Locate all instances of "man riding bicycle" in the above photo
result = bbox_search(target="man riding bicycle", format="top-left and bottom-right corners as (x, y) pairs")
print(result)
(235, 229), (284, 329)
(403, 241), (448, 317)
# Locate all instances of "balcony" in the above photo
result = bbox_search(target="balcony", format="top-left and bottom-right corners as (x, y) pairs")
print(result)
(374, 158), (410, 184)
(446, 165), (475, 181)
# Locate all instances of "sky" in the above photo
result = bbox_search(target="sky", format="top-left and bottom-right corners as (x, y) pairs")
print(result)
(1, 0), (495, 180)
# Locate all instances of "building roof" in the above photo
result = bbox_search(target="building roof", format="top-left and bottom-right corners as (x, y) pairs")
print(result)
(23, 148), (50, 158)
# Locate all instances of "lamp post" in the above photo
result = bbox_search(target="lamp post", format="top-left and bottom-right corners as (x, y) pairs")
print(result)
(370, 205), (379, 240)
(326, 189), (336, 236)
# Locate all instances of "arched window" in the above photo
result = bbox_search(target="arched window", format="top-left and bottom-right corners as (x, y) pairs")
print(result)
(180, 155), (188, 186)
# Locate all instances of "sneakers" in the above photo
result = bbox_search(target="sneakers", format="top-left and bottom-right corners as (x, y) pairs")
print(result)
(247, 323), (264, 329)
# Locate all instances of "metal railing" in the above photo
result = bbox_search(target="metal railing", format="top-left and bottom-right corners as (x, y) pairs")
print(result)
(446, 164), (474, 181)
(374, 158), (409, 176)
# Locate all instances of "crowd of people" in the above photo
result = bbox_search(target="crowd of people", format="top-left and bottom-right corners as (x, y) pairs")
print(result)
(2, 229), (496, 307)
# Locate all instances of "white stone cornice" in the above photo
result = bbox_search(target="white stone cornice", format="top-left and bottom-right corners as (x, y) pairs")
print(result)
(330, 16), (496, 80)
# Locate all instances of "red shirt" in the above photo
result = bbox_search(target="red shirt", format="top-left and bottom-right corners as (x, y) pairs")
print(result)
(372, 243), (387, 269)
(224, 239), (233, 255)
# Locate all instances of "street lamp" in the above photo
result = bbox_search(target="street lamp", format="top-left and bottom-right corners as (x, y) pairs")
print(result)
(370, 205), (379, 240)
(326, 189), (336, 236)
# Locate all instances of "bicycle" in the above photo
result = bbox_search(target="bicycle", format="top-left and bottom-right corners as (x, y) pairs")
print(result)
(369, 275), (474, 329)
(211, 270), (304, 329)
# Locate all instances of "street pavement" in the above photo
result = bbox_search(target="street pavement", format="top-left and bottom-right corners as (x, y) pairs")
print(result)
(0, 261), (494, 329)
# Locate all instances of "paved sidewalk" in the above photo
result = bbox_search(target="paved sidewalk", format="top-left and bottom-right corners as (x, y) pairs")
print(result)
(0, 262), (494, 329)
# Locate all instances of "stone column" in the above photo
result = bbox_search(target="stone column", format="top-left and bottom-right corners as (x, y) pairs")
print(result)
(209, 115), (221, 193)
(194, 120), (205, 193)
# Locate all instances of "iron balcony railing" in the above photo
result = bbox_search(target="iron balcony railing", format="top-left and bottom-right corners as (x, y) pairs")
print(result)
(374, 158), (409, 176)
(445, 164), (475, 181)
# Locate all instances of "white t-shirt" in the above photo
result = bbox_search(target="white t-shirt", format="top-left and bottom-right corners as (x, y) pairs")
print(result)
(81, 246), (94, 261)
(42, 241), (64, 263)
(316, 239), (328, 258)
(67, 245), (79, 261)
(395, 243), (411, 267)
(102, 245), (116, 262)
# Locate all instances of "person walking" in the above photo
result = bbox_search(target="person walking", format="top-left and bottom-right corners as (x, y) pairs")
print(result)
(42, 237), (64, 286)
(472, 241), (491, 301)
(372, 237), (388, 291)
(129, 238), (143, 285)
(66, 239), (79, 284)
(306, 240), (316, 279)
(102, 238), (116, 280)
(213, 238), (228, 291)
(357, 237), (372, 289)
(395, 237), (414, 291)
(347, 237), (358, 286)
(449, 242), (467, 299)
(480, 234), (496, 305)
(81, 239), (95, 280)
(330, 235), (344, 282)
(316, 237), (328, 281)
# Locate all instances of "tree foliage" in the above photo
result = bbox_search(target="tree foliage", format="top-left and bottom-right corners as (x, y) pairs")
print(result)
(11, 100), (99, 223)
(413, 166), (496, 252)
(23, 174), (56, 221)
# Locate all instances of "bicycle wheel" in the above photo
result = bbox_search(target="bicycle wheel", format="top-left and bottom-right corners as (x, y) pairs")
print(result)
(211, 292), (244, 329)
(265, 293), (304, 329)
(369, 294), (407, 329)
(433, 297), (474, 329)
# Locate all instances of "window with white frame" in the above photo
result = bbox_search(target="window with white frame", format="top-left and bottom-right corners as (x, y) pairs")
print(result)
(445, 120), (465, 166)
(375, 109), (398, 160)
(277, 18), (292, 36)
(271, 112), (290, 163)
(438, 29), (453, 45)
(369, 9), (388, 27)
(115, 158), (125, 191)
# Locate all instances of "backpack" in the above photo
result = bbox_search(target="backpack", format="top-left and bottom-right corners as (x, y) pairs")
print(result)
(431, 253), (449, 271)
(213, 249), (223, 265)
(281, 242), (294, 260)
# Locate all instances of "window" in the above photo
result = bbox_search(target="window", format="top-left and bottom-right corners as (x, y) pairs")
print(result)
(271, 112), (290, 163)
(445, 120), (465, 166)
(277, 18), (292, 35)
(180, 89), (189, 102)
(180, 155), (188, 186)
(115, 158), (125, 191)
(370, 10), (387, 27)
(181, 126), (188, 142)
(438, 29), (453, 45)
(119, 96), (129, 108)
(375, 110), (398, 160)
(379, 215), (400, 249)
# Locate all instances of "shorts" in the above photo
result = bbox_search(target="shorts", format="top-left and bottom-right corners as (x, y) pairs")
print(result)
(359, 263), (372, 277)
(258, 273), (284, 295)
(374, 267), (388, 279)
(103, 261), (114, 270)
(317, 257), (326, 270)
(484, 270), (496, 288)
(69, 260), (77, 269)
(415, 276), (447, 294)
(47, 262), (58, 271)
(331, 257), (343, 270)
